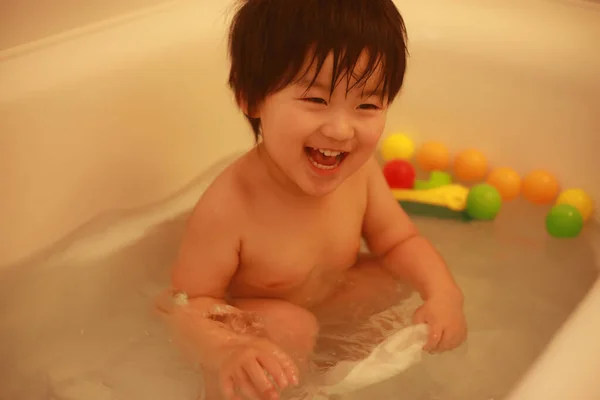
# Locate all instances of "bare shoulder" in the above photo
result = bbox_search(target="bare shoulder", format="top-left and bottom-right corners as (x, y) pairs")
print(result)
(362, 154), (398, 206)
(365, 155), (383, 177)
(361, 154), (418, 255)
(358, 155), (384, 192)
(188, 154), (250, 230)
(171, 154), (251, 296)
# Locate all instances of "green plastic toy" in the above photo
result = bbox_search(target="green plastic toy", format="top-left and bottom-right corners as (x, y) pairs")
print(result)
(465, 184), (502, 220)
(399, 201), (473, 222)
(414, 171), (453, 190)
(546, 204), (584, 238)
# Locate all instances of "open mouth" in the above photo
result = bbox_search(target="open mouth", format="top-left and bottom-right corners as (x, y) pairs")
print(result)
(304, 147), (348, 171)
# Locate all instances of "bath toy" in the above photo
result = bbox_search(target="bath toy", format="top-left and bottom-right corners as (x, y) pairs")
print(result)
(392, 184), (469, 211)
(486, 167), (521, 201)
(416, 141), (450, 171)
(556, 188), (594, 222)
(398, 201), (473, 221)
(383, 160), (416, 189)
(453, 149), (488, 182)
(522, 170), (559, 205)
(414, 171), (452, 190)
(381, 133), (415, 161)
(546, 204), (583, 238)
(465, 183), (502, 220)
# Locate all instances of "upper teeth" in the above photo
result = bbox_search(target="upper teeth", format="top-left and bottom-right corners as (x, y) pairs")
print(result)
(318, 149), (342, 157)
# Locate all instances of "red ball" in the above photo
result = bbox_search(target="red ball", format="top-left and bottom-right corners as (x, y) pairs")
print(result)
(383, 160), (416, 189)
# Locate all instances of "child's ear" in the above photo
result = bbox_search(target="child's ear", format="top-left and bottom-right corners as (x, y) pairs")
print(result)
(245, 105), (261, 119)
(237, 95), (260, 118)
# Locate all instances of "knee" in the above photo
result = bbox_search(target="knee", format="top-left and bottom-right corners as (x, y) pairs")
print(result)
(232, 298), (319, 352)
(277, 301), (320, 343)
(267, 301), (319, 363)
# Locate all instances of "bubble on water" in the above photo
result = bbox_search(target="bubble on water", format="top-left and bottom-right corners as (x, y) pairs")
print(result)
(208, 304), (236, 314)
(172, 292), (189, 306)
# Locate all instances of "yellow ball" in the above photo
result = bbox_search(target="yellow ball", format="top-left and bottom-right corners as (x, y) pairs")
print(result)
(556, 188), (594, 222)
(381, 133), (415, 161)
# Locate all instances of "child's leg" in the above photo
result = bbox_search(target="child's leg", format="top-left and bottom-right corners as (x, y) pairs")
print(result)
(311, 253), (413, 327)
(229, 298), (320, 368)
(308, 254), (417, 377)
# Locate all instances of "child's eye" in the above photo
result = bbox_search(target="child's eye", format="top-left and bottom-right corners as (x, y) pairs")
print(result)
(303, 97), (328, 105)
(358, 103), (380, 110)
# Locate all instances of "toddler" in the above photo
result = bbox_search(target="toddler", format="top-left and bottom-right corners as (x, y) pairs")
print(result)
(162, 1), (467, 399)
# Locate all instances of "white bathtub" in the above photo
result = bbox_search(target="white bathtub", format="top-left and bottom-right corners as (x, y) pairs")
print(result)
(1, 0), (599, 398)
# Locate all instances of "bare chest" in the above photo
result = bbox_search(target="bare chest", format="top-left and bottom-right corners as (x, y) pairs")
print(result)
(229, 194), (366, 305)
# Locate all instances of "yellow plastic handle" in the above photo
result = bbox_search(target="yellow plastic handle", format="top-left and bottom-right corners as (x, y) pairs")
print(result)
(392, 185), (469, 211)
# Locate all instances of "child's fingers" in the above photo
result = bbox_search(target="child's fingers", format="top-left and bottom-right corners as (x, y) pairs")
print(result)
(273, 351), (299, 386)
(220, 375), (241, 400)
(412, 306), (438, 352)
(444, 327), (467, 351)
(234, 368), (265, 400)
(437, 334), (454, 352)
(412, 306), (427, 325)
(275, 354), (299, 387)
(424, 328), (443, 353)
(257, 354), (289, 390)
(244, 360), (280, 400)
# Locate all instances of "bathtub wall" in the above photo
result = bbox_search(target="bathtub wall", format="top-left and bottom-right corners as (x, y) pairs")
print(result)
(0, 0), (599, 266)
(390, 0), (600, 194)
(0, 0), (169, 50)
(0, 2), (254, 267)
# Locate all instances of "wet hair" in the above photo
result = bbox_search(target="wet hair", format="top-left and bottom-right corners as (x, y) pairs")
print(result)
(227, 0), (408, 141)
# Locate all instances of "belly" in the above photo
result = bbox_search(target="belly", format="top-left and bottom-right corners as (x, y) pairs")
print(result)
(228, 231), (363, 306)
(228, 256), (358, 308)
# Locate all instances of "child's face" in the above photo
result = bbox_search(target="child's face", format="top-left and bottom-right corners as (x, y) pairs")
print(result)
(255, 52), (388, 196)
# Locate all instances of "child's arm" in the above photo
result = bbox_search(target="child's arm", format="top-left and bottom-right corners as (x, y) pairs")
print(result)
(361, 157), (466, 352)
(161, 188), (248, 369)
(361, 157), (461, 300)
(162, 180), (299, 400)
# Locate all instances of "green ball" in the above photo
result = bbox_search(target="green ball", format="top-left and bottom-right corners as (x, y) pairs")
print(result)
(465, 184), (502, 220)
(546, 204), (584, 238)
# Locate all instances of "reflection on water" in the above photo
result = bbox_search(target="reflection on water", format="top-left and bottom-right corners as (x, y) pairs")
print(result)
(0, 178), (597, 400)
(0, 213), (202, 400)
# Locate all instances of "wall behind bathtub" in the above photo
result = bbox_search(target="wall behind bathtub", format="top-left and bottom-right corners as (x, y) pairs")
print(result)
(0, 2), (254, 267)
(0, 0), (170, 51)
(0, 0), (599, 266)
(389, 0), (600, 195)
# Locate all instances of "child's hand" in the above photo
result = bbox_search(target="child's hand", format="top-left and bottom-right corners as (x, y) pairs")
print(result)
(413, 290), (467, 353)
(220, 337), (300, 400)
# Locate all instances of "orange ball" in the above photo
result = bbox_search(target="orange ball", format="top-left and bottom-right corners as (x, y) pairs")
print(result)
(522, 170), (559, 205)
(453, 149), (488, 182)
(416, 141), (450, 171)
(486, 167), (521, 201)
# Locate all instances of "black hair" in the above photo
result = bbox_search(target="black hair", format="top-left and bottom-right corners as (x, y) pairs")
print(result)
(228, 0), (408, 140)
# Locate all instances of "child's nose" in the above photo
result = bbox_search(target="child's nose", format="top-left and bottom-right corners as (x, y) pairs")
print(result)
(321, 113), (354, 141)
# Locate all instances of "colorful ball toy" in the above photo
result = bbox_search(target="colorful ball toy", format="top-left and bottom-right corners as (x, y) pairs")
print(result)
(486, 167), (521, 201)
(453, 149), (488, 182)
(465, 183), (502, 220)
(556, 188), (594, 222)
(522, 170), (559, 205)
(416, 141), (450, 172)
(381, 133), (415, 161)
(383, 159), (416, 189)
(546, 204), (584, 238)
